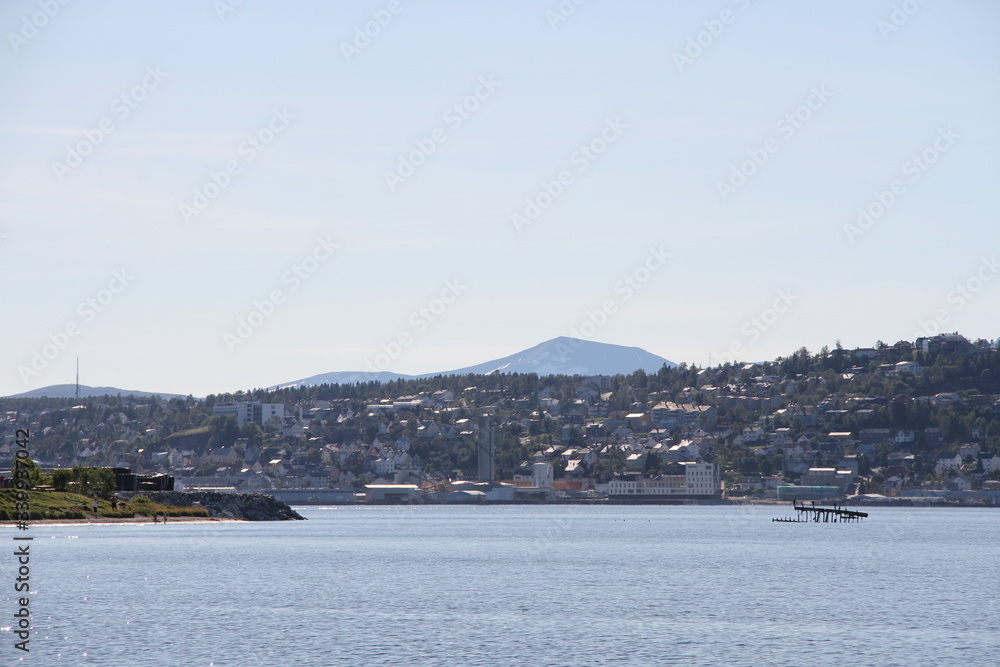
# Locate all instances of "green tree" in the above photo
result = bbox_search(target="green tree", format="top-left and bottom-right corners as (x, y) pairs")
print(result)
(70, 466), (116, 499)
(644, 453), (664, 476)
(51, 469), (73, 492)
(16, 458), (47, 488)
(207, 415), (240, 449)
(760, 457), (774, 477)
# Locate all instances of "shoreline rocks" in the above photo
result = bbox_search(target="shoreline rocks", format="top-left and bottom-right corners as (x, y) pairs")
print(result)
(119, 490), (306, 521)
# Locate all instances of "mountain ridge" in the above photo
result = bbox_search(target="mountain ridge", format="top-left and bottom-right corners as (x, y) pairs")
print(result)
(7, 384), (189, 400)
(10, 338), (674, 398)
(274, 337), (674, 389)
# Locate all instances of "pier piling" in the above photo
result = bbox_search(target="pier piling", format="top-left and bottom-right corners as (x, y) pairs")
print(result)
(772, 500), (868, 523)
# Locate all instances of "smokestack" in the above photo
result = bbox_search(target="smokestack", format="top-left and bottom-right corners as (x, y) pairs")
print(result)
(477, 414), (495, 483)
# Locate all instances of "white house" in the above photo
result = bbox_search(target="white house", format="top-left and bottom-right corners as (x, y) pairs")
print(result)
(935, 453), (963, 473)
(893, 361), (922, 375)
(392, 395), (431, 410)
(768, 428), (793, 447)
(957, 443), (980, 461)
(980, 454), (1000, 473)
(373, 457), (396, 476)
(431, 389), (454, 405)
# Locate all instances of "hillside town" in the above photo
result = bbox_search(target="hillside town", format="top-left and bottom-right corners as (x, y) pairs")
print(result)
(4, 333), (1000, 505)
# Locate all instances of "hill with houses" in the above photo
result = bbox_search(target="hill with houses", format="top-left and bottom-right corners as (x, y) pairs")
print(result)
(2, 333), (999, 503)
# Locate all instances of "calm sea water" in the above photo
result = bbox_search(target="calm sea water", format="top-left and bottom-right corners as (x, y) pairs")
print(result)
(2, 505), (997, 666)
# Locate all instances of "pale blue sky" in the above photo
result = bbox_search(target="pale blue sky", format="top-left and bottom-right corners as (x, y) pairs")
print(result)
(2, 0), (998, 397)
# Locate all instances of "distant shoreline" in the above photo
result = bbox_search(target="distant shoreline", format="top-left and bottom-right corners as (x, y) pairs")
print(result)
(287, 498), (999, 509)
(3, 500), (994, 522)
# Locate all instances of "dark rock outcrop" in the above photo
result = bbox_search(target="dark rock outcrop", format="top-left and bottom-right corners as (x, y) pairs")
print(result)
(119, 491), (305, 521)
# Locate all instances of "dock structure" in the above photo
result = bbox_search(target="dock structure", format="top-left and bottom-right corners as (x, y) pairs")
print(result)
(772, 500), (868, 523)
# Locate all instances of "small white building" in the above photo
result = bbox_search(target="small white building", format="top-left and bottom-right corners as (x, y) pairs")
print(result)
(532, 462), (553, 489)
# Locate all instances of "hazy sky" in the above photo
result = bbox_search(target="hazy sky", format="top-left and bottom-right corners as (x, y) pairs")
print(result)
(2, 0), (998, 397)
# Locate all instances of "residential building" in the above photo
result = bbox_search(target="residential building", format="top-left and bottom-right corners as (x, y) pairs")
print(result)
(213, 401), (285, 427)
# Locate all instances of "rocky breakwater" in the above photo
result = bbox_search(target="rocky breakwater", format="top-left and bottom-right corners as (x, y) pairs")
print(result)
(120, 491), (306, 521)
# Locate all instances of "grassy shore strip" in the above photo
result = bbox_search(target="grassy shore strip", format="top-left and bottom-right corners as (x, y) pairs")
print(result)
(0, 516), (235, 525)
(0, 489), (209, 520)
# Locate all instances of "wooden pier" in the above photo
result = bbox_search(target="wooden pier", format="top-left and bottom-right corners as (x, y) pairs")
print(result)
(773, 500), (868, 523)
